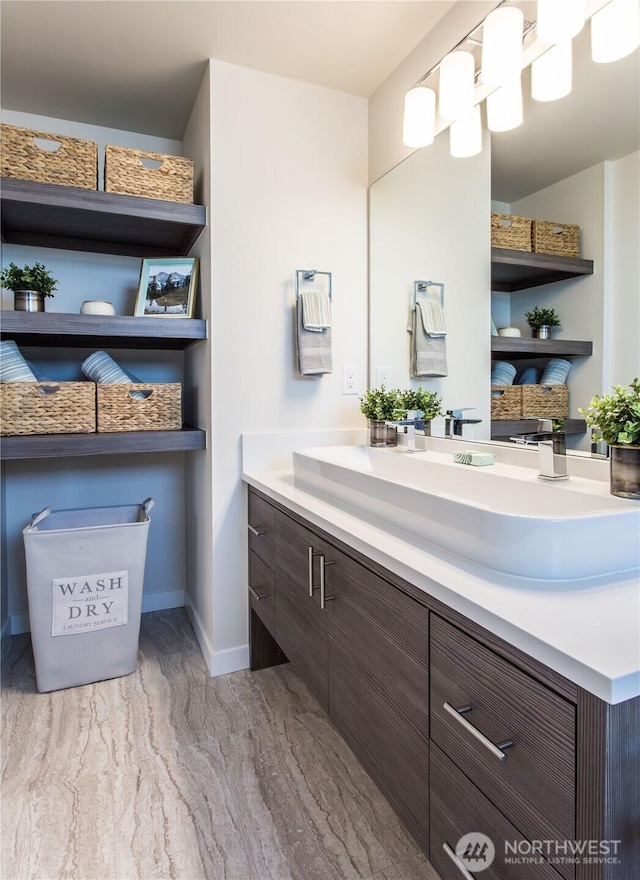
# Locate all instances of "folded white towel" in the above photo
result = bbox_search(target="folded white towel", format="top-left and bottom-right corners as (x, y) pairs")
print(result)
(296, 300), (332, 375)
(0, 340), (38, 382)
(299, 290), (331, 331)
(417, 299), (446, 337)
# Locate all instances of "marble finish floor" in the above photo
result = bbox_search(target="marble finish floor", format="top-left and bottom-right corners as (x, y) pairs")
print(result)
(1, 608), (442, 880)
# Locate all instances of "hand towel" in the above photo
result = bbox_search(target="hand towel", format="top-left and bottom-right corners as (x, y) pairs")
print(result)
(0, 340), (38, 382)
(296, 299), (332, 375)
(417, 299), (446, 337)
(299, 290), (331, 331)
(82, 350), (147, 399)
(408, 306), (448, 377)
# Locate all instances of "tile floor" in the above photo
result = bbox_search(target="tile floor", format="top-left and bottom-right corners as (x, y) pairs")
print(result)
(1, 608), (442, 880)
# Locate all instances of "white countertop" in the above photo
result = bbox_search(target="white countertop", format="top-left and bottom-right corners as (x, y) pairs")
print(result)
(243, 455), (640, 705)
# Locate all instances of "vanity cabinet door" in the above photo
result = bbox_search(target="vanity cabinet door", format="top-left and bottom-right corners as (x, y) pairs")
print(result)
(430, 615), (576, 880)
(327, 550), (430, 853)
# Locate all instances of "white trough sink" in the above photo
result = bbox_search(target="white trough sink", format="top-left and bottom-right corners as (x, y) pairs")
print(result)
(292, 445), (640, 580)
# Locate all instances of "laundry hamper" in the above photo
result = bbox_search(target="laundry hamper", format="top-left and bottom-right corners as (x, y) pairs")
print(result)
(22, 498), (154, 693)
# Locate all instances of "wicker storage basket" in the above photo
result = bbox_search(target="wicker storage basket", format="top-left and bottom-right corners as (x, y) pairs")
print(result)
(0, 125), (98, 190)
(96, 383), (182, 432)
(104, 145), (194, 203)
(491, 386), (522, 420)
(491, 213), (533, 251)
(532, 220), (580, 258)
(521, 384), (569, 419)
(0, 382), (96, 436)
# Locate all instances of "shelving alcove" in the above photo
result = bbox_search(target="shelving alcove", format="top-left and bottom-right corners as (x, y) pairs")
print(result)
(490, 247), (594, 439)
(0, 177), (208, 460)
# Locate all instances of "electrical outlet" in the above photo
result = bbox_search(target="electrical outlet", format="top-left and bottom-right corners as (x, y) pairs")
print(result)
(342, 365), (359, 395)
(376, 366), (392, 388)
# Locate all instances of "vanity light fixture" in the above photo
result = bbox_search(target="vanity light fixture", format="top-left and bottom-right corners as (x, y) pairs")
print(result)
(481, 6), (525, 88)
(536, 0), (586, 44)
(591, 0), (640, 63)
(438, 50), (476, 120)
(402, 86), (436, 148)
(449, 104), (483, 158)
(486, 76), (524, 132)
(531, 40), (573, 101)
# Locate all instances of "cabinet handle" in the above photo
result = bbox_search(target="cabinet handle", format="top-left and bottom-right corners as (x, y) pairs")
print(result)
(319, 556), (335, 610)
(442, 842), (475, 879)
(443, 702), (514, 762)
(249, 585), (267, 601)
(308, 547), (322, 596)
(248, 524), (266, 537)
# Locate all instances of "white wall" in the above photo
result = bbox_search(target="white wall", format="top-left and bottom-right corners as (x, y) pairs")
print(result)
(181, 61), (368, 674)
(369, 130), (492, 436)
(610, 151), (640, 386)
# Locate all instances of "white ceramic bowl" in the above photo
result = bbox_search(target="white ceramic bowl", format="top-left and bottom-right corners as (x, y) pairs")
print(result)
(80, 300), (116, 316)
(497, 326), (521, 337)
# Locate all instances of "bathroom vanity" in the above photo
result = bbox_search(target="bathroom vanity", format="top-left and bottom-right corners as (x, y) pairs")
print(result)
(244, 441), (639, 880)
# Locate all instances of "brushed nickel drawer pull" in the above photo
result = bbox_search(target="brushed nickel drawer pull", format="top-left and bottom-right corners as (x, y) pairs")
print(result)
(248, 524), (266, 537)
(319, 557), (335, 610)
(443, 842), (475, 879)
(308, 547), (322, 596)
(249, 585), (267, 601)
(443, 702), (514, 762)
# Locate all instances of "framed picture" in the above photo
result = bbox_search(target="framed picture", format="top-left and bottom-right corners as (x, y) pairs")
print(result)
(134, 257), (198, 318)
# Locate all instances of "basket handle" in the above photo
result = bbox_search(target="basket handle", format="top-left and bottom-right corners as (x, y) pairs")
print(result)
(128, 388), (154, 400)
(551, 226), (567, 235)
(35, 384), (60, 396)
(32, 137), (62, 153)
(139, 157), (163, 171)
(29, 507), (51, 528)
(500, 218), (513, 228)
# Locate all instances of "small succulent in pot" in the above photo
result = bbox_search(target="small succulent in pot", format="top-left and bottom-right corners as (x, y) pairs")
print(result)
(359, 386), (406, 423)
(401, 387), (443, 421)
(0, 261), (58, 312)
(524, 306), (561, 339)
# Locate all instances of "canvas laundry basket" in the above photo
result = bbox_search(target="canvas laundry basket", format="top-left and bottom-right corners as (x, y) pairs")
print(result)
(22, 498), (154, 693)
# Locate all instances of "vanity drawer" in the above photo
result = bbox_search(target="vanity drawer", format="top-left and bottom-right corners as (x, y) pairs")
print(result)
(248, 489), (275, 569)
(430, 615), (575, 875)
(430, 743), (559, 880)
(249, 550), (276, 636)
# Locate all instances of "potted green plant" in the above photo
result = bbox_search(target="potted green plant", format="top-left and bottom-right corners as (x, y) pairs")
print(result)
(401, 387), (443, 435)
(580, 378), (640, 499)
(0, 261), (58, 312)
(524, 306), (561, 339)
(360, 386), (406, 447)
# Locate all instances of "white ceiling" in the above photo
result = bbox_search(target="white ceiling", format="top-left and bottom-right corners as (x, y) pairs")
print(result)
(1, 0), (638, 200)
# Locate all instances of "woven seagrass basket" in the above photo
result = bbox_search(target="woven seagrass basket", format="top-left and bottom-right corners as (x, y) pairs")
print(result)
(491, 386), (522, 420)
(491, 213), (533, 251)
(0, 125), (98, 190)
(0, 382), (96, 435)
(96, 383), (182, 432)
(104, 145), (194, 203)
(532, 220), (580, 258)
(521, 384), (569, 419)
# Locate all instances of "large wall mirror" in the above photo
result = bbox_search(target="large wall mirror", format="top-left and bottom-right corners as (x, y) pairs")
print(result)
(369, 17), (639, 450)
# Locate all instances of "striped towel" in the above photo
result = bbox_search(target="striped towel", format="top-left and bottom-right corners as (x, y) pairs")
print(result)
(417, 299), (446, 337)
(0, 340), (38, 382)
(299, 290), (331, 331)
(82, 350), (147, 399)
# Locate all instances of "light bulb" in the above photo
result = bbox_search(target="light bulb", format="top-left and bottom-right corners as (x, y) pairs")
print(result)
(450, 105), (483, 157)
(532, 42), (573, 101)
(537, 0), (586, 44)
(439, 51), (475, 120)
(487, 78), (523, 132)
(481, 7), (524, 88)
(402, 87), (436, 148)
(591, 0), (640, 63)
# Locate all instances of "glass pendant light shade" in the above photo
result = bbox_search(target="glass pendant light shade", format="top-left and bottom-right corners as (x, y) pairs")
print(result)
(481, 7), (524, 88)
(537, 0), (586, 44)
(532, 42), (573, 101)
(439, 51), (475, 120)
(403, 86), (436, 148)
(487, 78), (524, 132)
(591, 0), (640, 63)
(450, 104), (482, 158)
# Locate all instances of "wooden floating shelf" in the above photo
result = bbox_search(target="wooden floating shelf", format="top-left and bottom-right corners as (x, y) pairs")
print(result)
(0, 177), (206, 257)
(491, 247), (594, 292)
(1, 425), (206, 460)
(0, 311), (207, 350)
(491, 418), (587, 438)
(491, 337), (593, 360)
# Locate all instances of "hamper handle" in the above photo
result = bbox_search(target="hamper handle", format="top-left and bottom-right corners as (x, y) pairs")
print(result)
(29, 507), (51, 528)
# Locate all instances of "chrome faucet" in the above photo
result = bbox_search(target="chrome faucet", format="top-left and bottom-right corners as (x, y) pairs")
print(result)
(385, 418), (425, 453)
(511, 419), (569, 481)
(445, 409), (482, 437)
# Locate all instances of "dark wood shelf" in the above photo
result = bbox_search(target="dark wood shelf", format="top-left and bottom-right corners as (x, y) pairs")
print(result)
(491, 418), (587, 438)
(491, 336), (592, 360)
(491, 247), (594, 292)
(1, 425), (206, 459)
(0, 178), (206, 257)
(0, 311), (207, 350)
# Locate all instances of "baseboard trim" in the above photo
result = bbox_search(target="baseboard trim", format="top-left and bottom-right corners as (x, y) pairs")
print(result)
(184, 598), (249, 678)
(9, 590), (184, 636)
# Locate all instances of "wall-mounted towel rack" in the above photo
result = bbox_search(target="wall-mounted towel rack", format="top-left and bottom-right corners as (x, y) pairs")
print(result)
(296, 269), (332, 301)
(413, 280), (444, 306)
